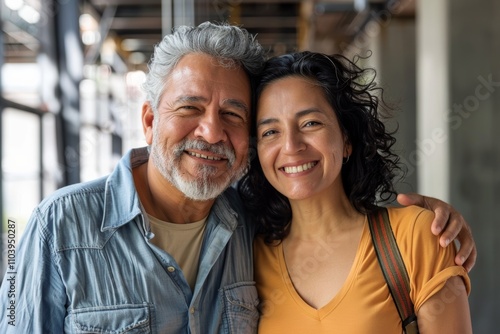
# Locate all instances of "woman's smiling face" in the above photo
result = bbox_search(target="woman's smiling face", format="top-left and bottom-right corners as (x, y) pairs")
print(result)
(256, 76), (351, 201)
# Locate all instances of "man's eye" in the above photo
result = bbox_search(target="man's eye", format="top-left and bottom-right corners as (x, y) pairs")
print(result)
(224, 111), (241, 118)
(223, 111), (246, 123)
(178, 106), (201, 115)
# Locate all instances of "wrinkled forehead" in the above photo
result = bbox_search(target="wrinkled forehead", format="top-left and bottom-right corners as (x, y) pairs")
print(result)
(159, 54), (252, 110)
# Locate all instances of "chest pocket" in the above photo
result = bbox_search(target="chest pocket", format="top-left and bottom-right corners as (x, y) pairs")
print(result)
(222, 282), (260, 333)
(67, 303), (152, 333)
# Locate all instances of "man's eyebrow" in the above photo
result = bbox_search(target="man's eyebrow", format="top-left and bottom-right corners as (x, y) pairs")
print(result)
(174, 95), (207, 104)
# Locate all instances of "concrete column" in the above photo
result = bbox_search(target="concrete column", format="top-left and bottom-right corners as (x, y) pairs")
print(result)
(416, 0), (450, 201)
(417, 0), (500, 331)
(377, 18), (417, 195)
(371, 1), (499, 330)
(162, 0), (195, 36)
(448, 0), (500, 331)
(173, 0), (195, 27)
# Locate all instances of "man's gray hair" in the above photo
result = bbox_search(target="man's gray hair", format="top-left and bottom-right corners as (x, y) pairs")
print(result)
(143, 21), (266, 111)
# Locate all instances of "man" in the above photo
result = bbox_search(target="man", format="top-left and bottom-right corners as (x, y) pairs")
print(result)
(0, 22), (475, 333)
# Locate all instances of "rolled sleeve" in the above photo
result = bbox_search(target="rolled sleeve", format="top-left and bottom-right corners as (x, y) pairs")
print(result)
(396, 207), (471, 311)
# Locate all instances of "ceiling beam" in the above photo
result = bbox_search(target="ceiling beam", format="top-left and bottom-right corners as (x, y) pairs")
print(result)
(110, 17), (162, 30)
(90, 0), (163, 6)
(239, 17), (298, 29)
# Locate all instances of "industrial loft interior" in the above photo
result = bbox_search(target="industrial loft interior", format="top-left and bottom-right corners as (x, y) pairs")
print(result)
(1, 1), (499, 332)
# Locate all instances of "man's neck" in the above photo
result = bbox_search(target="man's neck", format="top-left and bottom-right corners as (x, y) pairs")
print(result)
(132, 161), (215, 224)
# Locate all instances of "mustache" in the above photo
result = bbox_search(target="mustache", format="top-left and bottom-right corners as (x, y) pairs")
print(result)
(175, 139), (236, 165)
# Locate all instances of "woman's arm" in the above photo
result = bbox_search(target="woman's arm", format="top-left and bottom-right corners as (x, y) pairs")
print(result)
(416, 276), (472, 334)
(397, 193), (476, 272)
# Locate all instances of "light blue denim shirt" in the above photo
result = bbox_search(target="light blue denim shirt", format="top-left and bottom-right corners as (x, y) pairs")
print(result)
(0, 147), (258, 334)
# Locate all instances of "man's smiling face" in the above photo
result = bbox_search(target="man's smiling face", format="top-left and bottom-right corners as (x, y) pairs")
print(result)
(147, 53), (251, 200)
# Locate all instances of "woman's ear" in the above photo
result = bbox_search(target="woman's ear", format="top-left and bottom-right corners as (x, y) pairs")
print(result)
(142, 102), (155, 145)
(343, 135), (352, 158)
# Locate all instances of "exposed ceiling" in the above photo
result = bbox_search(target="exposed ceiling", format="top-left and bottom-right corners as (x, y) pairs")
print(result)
(84, 0), (305, 70)
(84, 0), (415, 71)
(2, 0), (415, 70)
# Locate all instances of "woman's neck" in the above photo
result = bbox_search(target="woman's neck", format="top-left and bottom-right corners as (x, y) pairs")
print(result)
(287, 191), (364, 241)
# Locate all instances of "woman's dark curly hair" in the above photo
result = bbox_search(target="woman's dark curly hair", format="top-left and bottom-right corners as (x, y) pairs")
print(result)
(238, 51), (403, 244)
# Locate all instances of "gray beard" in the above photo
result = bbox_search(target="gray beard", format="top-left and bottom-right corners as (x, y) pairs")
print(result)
(150, 131), (247, 201)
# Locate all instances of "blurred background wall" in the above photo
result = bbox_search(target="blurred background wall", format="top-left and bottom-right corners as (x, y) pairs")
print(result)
(1, 0), (498, 331)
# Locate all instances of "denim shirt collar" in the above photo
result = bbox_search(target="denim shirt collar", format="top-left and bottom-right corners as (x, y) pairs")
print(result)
(101, 147), (149, 232)
(100, 147), (240, 233)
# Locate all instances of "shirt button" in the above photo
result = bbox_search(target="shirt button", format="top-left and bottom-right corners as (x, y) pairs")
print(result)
(190, 307), (195, 314)
(167, 266), (175, 272)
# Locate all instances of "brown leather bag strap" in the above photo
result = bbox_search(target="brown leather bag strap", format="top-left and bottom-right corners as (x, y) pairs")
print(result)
(368, 207), (419, 334)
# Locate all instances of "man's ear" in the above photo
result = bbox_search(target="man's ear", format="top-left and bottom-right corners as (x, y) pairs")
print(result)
(142, 102), (155, 145)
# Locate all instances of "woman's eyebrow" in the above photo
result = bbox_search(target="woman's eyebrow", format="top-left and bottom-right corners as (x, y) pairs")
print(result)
(295, 108), (322, 118)
(256, 117), (278, 128)
(257, 108), (322, 128)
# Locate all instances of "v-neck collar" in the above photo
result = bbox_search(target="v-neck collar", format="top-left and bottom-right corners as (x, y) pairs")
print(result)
(277, 219), (370, 320)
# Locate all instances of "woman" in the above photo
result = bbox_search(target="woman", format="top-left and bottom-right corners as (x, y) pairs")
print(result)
(239, 52), (472, 333)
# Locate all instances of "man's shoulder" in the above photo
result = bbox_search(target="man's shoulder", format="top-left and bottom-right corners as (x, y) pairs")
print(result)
(28, 176), (120, 250)
(33, 177), (108, 232)
(37, 176), (108, 214)
(37, 147), (144, 213)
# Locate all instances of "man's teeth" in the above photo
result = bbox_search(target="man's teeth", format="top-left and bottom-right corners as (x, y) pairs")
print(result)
(283, 162), (316, 174)
(189, 152), (222, 161)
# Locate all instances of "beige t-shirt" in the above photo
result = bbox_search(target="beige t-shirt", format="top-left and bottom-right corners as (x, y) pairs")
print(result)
(148, 214), (207, 291)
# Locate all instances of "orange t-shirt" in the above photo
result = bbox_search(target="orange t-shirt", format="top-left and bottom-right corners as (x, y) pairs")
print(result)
(254, 206), (470, 333)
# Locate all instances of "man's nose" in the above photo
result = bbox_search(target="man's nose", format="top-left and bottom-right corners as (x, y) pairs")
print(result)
(193, 110), (228, 144)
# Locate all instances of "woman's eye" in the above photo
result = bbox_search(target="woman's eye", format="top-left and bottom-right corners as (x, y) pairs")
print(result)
(261, 129), (277, 137)
(304, 121), (320, 127)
